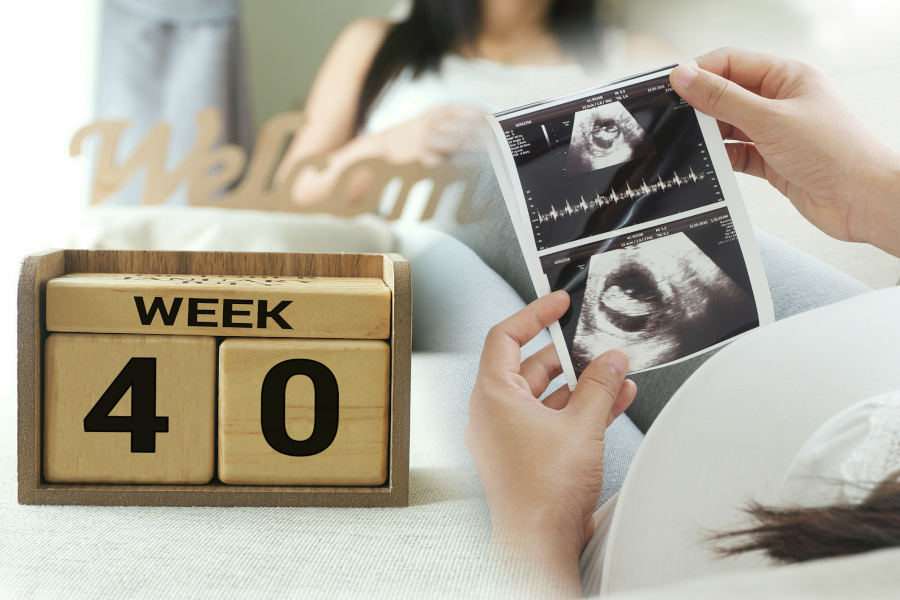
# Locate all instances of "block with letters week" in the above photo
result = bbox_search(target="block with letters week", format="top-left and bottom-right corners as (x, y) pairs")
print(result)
(45, 273), (391, 339)
(43, 333), (216, 484)
(218, 338), (390, 486)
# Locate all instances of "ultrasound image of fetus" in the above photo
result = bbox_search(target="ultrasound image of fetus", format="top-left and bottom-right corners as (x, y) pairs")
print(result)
(571, 233), (755, 373)
(565, 102), (655, 176)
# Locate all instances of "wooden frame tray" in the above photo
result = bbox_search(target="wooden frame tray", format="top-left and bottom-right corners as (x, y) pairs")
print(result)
(17, 249), (411, 507)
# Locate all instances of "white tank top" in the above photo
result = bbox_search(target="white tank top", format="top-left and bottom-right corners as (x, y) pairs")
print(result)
(361, 32), (632, 222)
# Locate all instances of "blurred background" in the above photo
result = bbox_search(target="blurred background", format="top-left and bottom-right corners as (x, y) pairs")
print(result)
(2, 0), (899, 400)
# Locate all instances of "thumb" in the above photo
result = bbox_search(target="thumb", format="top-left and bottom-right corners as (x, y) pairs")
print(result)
(670, 64), (770, 139)
(566, 350), (629, 419)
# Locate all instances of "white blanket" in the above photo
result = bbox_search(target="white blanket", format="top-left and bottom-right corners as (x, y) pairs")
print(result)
(64, 206), (398, 254)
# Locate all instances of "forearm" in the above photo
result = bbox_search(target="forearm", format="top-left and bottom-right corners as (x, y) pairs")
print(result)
(278, 132), (387, 208)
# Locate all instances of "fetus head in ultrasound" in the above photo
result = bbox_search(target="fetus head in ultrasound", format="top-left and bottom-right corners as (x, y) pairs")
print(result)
(565, 102), (655, 176)
(572, 233), (755, 373)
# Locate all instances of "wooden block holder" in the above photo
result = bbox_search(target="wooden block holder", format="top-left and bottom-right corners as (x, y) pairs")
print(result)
(17, 249), (411, 508)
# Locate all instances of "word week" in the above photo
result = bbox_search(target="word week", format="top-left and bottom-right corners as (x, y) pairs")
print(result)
(134, 297), (293, 329)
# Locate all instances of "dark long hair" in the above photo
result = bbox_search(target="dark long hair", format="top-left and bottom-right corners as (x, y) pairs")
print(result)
(354, 0), (600, 130)
(715, 479), (900, 563)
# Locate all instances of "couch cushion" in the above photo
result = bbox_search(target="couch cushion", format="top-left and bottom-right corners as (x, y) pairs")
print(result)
(63, 206), (396, 254)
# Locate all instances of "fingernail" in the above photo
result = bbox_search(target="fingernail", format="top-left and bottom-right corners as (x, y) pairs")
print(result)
(672, 65), (698, 89)
(605, 350), (628, 373)
(725, 143), (736, 163)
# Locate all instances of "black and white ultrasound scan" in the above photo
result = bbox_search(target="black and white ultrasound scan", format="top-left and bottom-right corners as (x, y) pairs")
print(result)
(565, 102), (656, 175)
(497, 69), (723, 251)
(541, 208), (758, 376)
(484, 64), (774, 387)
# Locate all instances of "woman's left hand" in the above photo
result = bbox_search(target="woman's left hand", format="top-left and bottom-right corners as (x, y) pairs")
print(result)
(464, 291), (636, 597)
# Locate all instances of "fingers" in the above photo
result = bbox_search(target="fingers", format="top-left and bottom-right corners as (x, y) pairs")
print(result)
(480, 291), (570, 378)
(717, 120), (753, 143)
(542, 385), (571, 410)
(606, 380), (637, 427)
(725, 142), (769, 179)
(694, 47), (799, 94)
(519, 343), (564, 397)
(448, 105), (490, 121)
(670, 63), (771, 139)
(566, 350), (629, 418)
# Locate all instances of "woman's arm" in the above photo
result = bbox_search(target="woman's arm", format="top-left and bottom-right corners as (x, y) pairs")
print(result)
(465, 291), (636, 598)
(274, 18), (486, 210)
(670, 47), (900, 258)
(273, 18), (390, 206)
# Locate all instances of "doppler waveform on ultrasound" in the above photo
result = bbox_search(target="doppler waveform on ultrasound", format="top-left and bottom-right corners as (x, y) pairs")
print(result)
(536, 167), (706, 225)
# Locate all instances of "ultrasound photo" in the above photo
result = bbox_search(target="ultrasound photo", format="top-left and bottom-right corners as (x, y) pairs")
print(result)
(487, 66), (772, 387)
(565, 103), (655, 176)
(569, 232), (755, 373)
(500, 72), (724, 250)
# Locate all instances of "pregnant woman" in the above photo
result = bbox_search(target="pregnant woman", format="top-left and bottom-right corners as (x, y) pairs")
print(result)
(465, 47), (900, 597)
(273, 0), (669, 219)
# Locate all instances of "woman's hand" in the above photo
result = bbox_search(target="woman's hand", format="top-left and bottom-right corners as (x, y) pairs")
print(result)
(464, 291), (636, 598)
(670, 47), (900, 258)
(280, 103), (485, 209)
(373, 105), (487, 167)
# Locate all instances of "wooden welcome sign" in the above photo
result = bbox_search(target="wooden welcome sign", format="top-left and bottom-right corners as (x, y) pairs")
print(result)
(70, 107), (477, 220)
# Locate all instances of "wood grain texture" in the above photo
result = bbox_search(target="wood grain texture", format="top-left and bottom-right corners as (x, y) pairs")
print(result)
(218, 339), (390, 486)
(383, 255), (412, 507)
(44, 333), (216, 484)
(47, 273), (390, 339)
(17, 250), (66, 504)
(63, 250), (386, 279)
(18, 249), (411, 507)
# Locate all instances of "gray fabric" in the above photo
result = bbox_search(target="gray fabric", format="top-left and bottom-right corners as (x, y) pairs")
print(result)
(624, 228), (872, 432)
(111, 0), (240, 22)
(425, 152), (537, 305)
(401, 228), (644, 507)
(95, 0), (252, 205)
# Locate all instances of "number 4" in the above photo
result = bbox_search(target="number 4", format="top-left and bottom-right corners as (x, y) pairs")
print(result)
(84, 357), (169, 453)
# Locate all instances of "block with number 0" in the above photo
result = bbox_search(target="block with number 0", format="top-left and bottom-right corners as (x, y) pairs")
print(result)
(218, 339), (390, 486)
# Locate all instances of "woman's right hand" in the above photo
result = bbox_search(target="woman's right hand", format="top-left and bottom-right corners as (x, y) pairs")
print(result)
(372, 105), (487, 168)
(670, 48), (900, 258)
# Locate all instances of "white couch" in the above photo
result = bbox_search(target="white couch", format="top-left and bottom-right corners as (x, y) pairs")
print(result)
(2, 207), (897, 599)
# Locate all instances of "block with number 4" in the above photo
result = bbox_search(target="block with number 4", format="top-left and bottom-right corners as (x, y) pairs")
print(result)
(218, 338), (390, 486)
(43, 333), (216, 484)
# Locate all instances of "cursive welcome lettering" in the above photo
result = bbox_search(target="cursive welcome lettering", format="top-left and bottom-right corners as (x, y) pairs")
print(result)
(70, 107), (477, 220)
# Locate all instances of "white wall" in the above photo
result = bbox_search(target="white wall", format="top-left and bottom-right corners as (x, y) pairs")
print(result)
(240, 0), (399, 130)
(0, 0), (99, 392)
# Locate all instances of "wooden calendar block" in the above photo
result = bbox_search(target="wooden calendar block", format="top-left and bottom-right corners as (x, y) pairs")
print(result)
(19, 250), (410, 507)
(218, 338), (390, 486)
(46, 273), (391, 339)
(43, 333), (216, 484)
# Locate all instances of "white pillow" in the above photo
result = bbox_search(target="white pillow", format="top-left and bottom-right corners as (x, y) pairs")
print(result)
(62, 206), (397, 254)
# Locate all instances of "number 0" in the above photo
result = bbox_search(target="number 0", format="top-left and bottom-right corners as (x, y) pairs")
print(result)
(260, 359), (339, 456)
